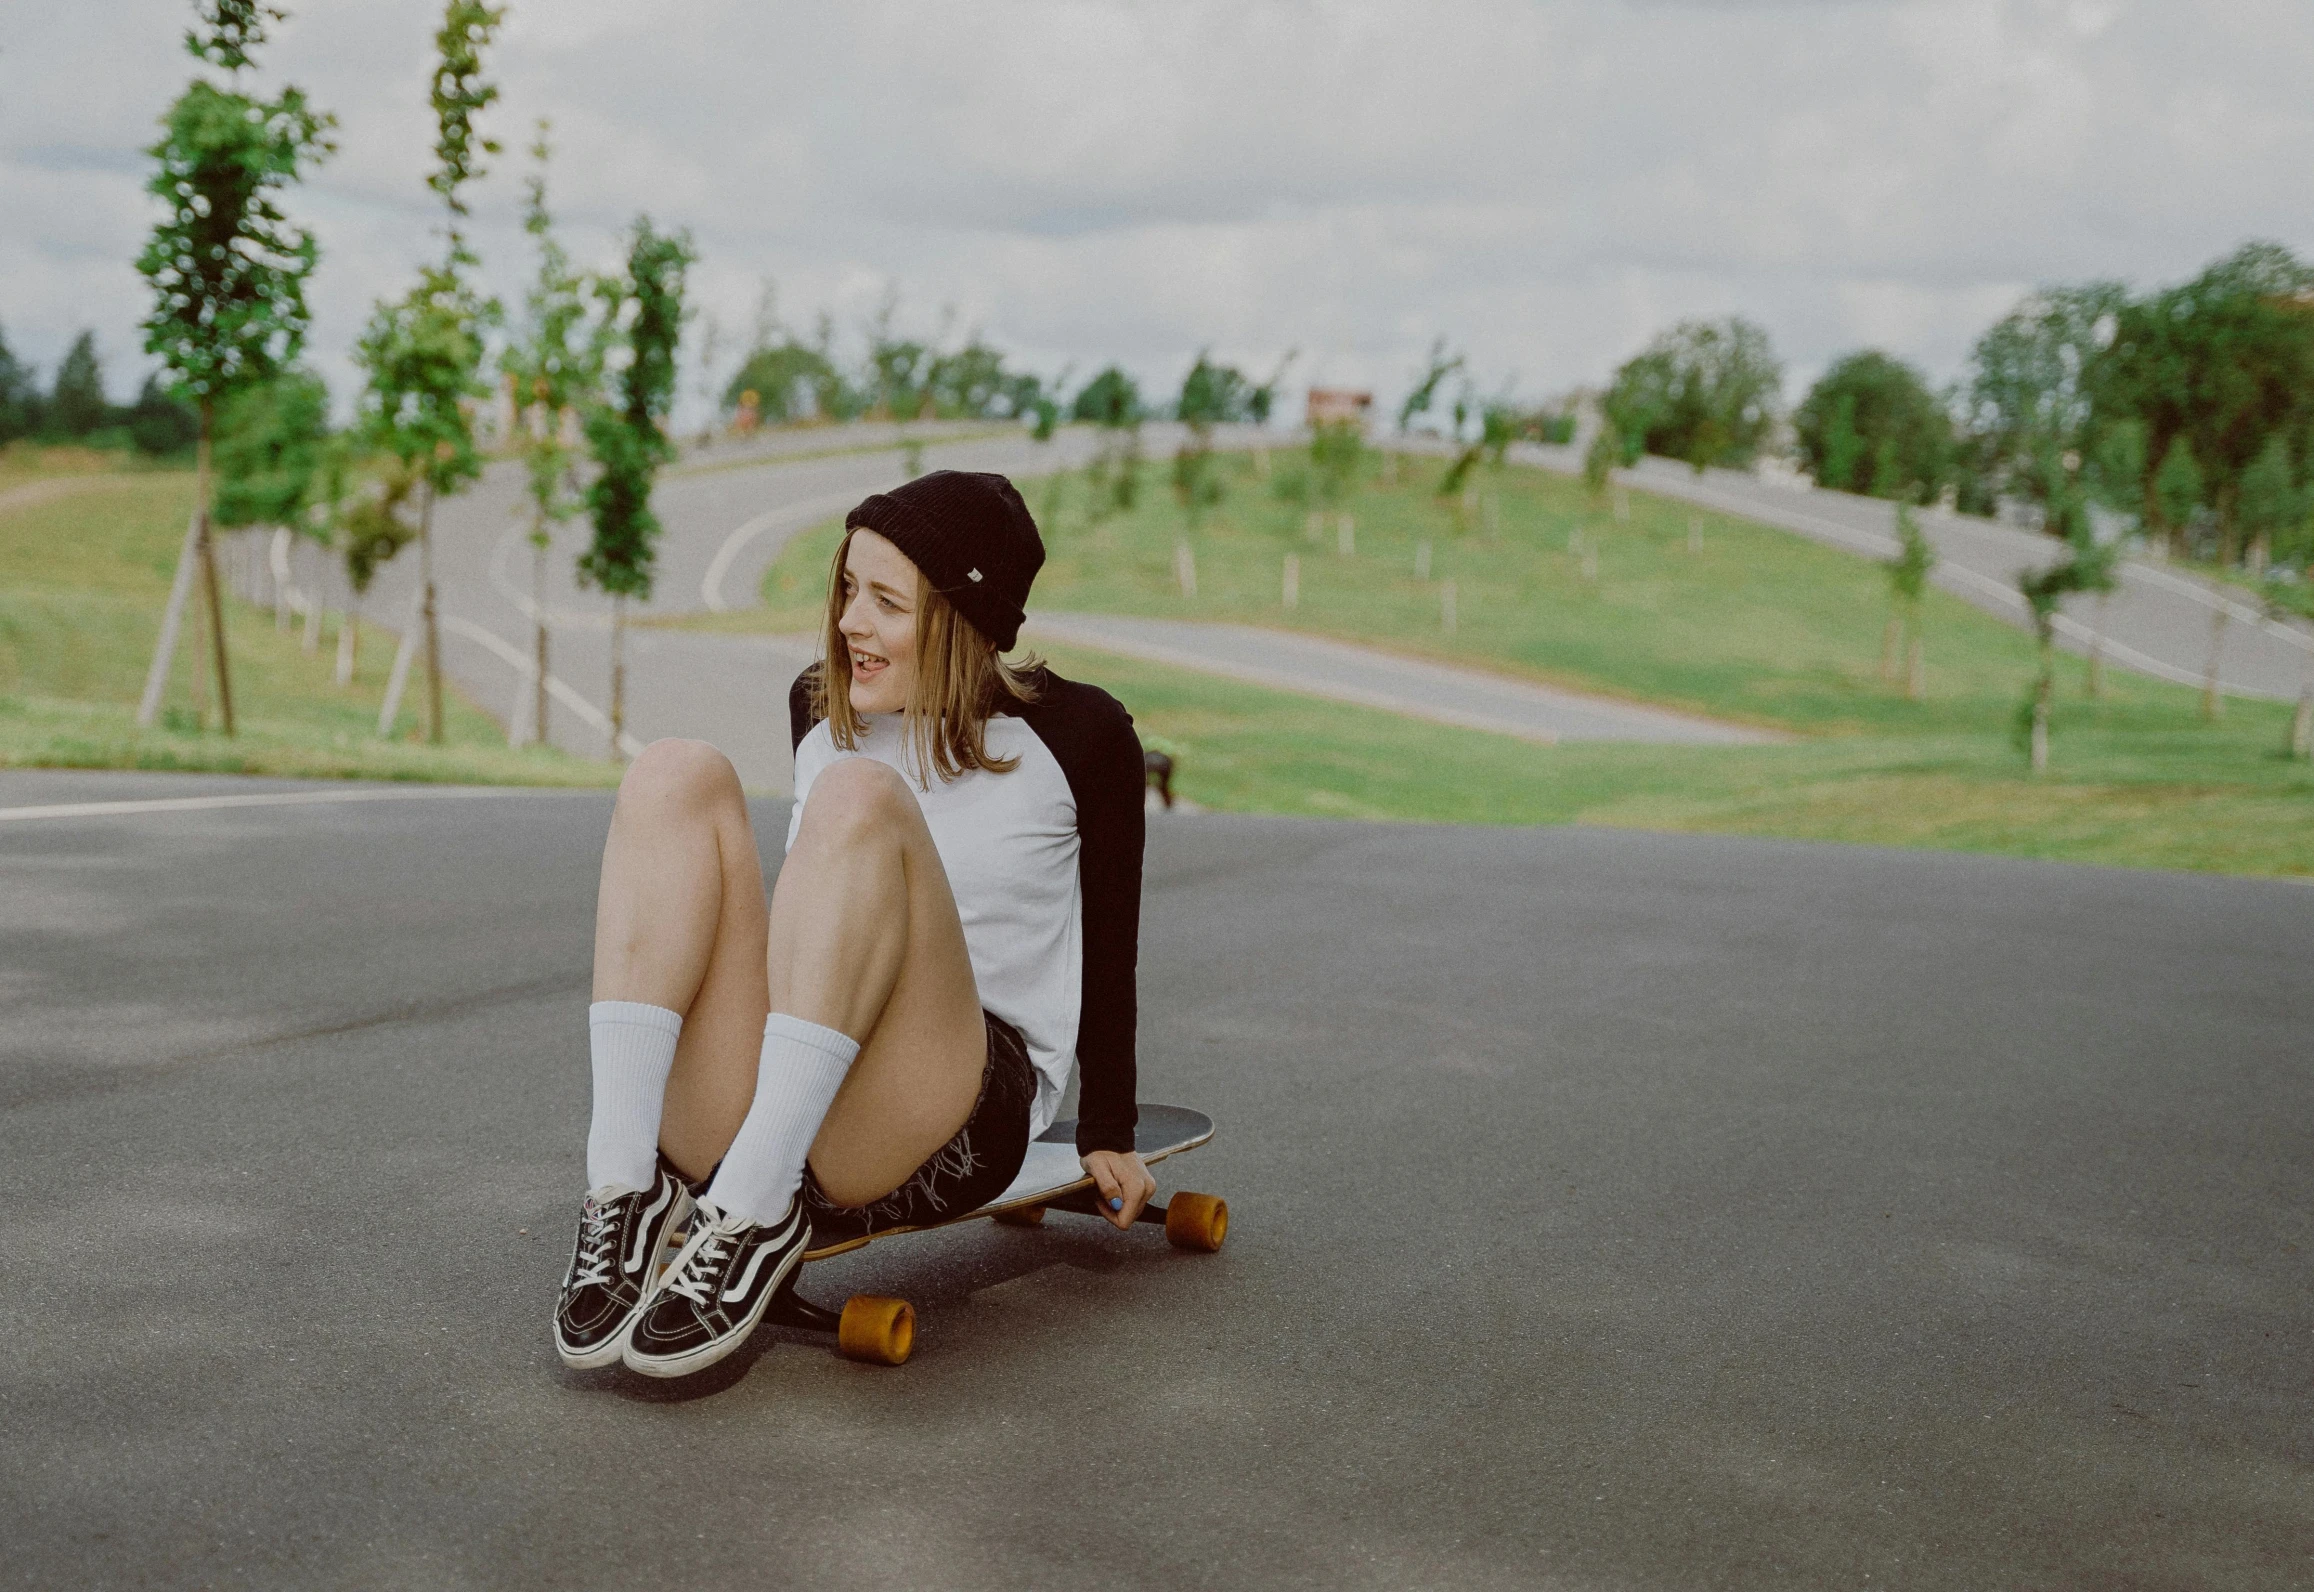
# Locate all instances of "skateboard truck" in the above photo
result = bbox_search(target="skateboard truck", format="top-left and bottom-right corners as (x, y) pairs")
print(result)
(757, 1106), (1226, 1368)
(1042, 1187), (1173, 1225)
(767, 1276), (917, 1366)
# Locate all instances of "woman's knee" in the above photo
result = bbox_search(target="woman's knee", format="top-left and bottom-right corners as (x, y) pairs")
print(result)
(615, 738), (742, 820)
(794, 757), (918, 850)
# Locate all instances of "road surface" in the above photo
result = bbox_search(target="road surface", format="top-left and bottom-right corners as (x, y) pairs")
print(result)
(3, 769), (2307, 1588)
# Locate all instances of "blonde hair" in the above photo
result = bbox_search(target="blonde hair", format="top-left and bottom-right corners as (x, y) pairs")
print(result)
(812, 528), (1042, 783)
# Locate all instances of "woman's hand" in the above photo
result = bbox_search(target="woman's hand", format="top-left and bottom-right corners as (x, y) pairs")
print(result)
(1080, 1149), (1157, 1231)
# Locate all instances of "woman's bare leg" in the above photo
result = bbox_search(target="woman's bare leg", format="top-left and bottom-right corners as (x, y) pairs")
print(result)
(592, 744), (986, 1204)
(767, 757), (987, 1206)
(592, 739), (769, 1180)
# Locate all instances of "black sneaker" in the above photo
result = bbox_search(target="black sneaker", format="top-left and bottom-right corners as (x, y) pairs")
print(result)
(552, 1162), (696, 1369)
(622, 1197), (809, 1379)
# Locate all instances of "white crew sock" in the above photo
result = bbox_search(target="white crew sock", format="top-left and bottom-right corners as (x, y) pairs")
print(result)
(705, 1013), (860, 1225)
(587, 1001), (682, 1193)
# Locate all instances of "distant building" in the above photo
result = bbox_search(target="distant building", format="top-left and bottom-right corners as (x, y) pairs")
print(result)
(1306, 388), (1373, 429)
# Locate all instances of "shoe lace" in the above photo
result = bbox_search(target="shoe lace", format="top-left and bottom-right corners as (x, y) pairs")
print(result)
(570, 1200), (620, 1290)
(664, 1224), (733, 1308)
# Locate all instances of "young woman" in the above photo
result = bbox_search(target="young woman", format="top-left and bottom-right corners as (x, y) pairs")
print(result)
(554, 469), (1152, 1379)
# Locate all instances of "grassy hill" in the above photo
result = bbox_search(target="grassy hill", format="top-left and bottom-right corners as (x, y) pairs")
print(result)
(0, 449), (615, 786)
(718, 447), (2313, 876)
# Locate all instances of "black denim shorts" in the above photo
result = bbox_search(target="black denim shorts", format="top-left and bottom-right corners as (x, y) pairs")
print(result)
(799, 1009), (1037, 1248)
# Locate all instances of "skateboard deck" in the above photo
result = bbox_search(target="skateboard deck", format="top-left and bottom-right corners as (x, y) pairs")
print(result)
(799, 1103), (1216, 1260)
(766, 1103), (1224, 1365)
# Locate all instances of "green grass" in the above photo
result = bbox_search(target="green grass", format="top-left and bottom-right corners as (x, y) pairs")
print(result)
(702, 448), (2314, 876)
(1042, 644), (2311, 876)
(0, 464), (618, 787)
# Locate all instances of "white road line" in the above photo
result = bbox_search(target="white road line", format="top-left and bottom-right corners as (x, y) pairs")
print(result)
(437, 614), (646, 758)
(701, 490), (879, 612)
(487, 524), (612, 631)
(0, 787), (548, 823)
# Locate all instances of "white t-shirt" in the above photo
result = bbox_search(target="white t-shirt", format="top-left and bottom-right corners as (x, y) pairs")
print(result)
(787, 714), (1080, 1137)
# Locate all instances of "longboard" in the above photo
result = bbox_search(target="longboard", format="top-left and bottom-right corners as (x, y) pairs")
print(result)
(766, 1104), (1224, 1365)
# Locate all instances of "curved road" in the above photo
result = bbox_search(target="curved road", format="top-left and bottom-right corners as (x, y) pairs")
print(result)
(366, 424), (1111, 788)
(311, 423), (2311, 791)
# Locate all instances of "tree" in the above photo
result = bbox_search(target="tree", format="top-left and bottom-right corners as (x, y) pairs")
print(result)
(725, 338), (844, 426)
(1581, 419), (1620, 498)
(926, 336), (1017, 419)
(2260, 576), (2314, 759)
(352, 0), (502, 744)
(1177, 352), (1254, 426)
(1172, 352), (1242, 534)
(1604, 318), (1782, 472)
(2085, 417), (2147, 519)
(334, 450), (416, 683)
(1248, 350), (1297, 428)
(0, 322), (42, 443)
(211, 368), (329, 530)
(1796, 351), (1955, 503)
(1480, 402), (1517, 468)
(1071, 365), (1144, 522)
(126, 374), (200, 456)
(49, 332), (109, 438)
(2096, 243), (2314, 564)
(1964, 281), (2125, 514)
(580, 216), (695, 758)
(1310, 419), (1363, 533)
(500, 119), (596, 748)
(2151, 435), (2205, 548)
(1881, 504), (1936, 699)
(132, 0), (336, 734)
(2016, 517), (2116, 771)
(1071, 365), (1142, 426)
(1397, 339), (1464, 434)
(1436, 440), (1483, 531)
(2234, 434), (2304, 572)
(213, 368), (329, 647)
(1020, 371), (1063, 441)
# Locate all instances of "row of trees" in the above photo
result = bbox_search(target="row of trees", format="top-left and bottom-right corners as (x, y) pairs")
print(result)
(717, 309), (1310, 444)
(0, 327), (201, 455)
(1598, 242), (2314, 576)
(722, 292), (1053, 431)
(131, 0), (693, 756)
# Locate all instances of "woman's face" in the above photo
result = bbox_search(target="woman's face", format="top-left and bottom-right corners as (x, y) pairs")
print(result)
(837, 529), (920, 715)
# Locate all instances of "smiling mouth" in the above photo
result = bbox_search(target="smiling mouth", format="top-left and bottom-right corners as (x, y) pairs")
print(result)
(851, 648), (889, 679)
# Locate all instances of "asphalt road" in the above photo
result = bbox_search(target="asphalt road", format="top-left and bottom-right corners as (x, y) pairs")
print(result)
(5, 769), (2307, 1588)
(1024, 612), (1781, 745)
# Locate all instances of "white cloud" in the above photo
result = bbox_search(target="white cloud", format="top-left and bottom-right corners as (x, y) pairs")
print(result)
(5, 0), (2311, 423)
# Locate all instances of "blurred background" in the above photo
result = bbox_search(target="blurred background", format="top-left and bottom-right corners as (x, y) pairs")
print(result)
(4, 0), (2311, 875)
(12, 2), (2311, 424)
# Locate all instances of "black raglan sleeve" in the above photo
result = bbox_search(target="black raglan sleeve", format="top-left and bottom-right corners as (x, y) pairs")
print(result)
(1023, 675), (1146, 1158)
(788, 665), (821, 754)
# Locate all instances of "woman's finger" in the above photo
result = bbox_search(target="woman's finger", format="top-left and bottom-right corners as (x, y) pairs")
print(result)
(1114, 1161), (1154, 1227)
(1087, 1155), (1123, 1212)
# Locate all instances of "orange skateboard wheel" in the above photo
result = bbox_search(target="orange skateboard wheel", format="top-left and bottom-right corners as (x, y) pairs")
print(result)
(990, 1204), (1046, 1228)
(837, 1295), (915, 1365)
(1163, 1192), (1228, 1252)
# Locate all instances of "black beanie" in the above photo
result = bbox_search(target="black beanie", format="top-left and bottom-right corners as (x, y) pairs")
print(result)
(843, 470), (1044, 651)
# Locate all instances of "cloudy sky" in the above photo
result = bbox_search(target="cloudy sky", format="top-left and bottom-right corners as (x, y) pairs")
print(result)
(6, 1), (2310, 425)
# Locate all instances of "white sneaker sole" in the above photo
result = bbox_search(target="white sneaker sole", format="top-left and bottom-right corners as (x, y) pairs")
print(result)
(620, 1236), (805, 1380)
(554, 1313), (640, 1371)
